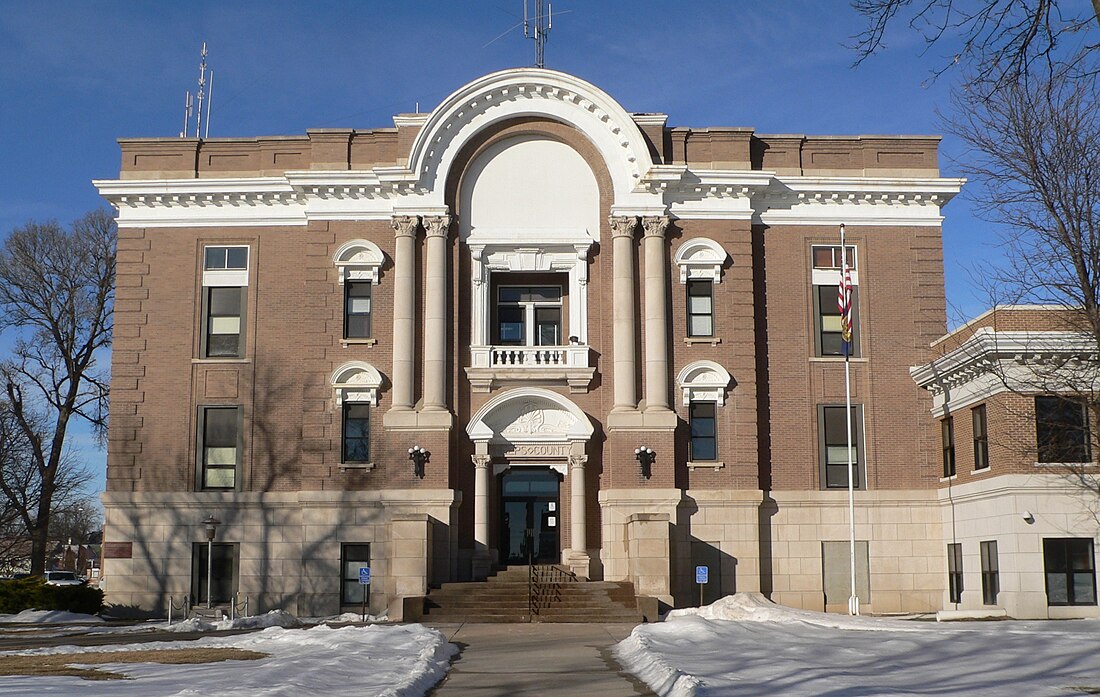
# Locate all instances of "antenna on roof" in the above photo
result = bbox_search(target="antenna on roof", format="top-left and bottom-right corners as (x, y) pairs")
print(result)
(179, 42), (214, 138)
(523, 0), (551, 68)
(180, 91), (193, 138)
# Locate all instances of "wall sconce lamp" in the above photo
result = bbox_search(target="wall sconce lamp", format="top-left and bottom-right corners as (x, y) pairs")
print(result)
(634, 446), (655, 479)
(408, 445), (429, 479)
(1021, 510), (1035, 524)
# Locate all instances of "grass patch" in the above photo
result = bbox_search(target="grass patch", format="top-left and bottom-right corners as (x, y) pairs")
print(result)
(0, 647), (267, 681)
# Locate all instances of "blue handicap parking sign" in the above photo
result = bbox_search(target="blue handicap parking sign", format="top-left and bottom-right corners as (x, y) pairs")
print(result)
(695, 565), (709, 584)
(359, 567), (371, 585)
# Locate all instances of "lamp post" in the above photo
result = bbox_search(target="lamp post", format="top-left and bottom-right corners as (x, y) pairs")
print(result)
(202, 515), (221, 608)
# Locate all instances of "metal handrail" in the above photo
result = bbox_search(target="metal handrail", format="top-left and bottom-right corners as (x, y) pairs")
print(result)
(167, 594), (191, 625)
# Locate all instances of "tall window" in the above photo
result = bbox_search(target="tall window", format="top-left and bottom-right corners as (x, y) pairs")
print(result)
(812, 245), (859, 358)
(820, 405), (864, 489)
(972, 404), (989, 470)
(689, 402), (717, 461)
(496, 286), (562, 346)
(980, 540), (1000, 605)
(1044, 538), (1097, 606)
(200, 407), (239, 490)
(942, 416), (956, 477)
(201, 246), (248, 359)
(342, 404), (370, 464)
(686, 280), (714, 337)
(1035, 396), (1091, 463)
(947, 542), (963, 604)
(341, 544), (371, 605)
(344, 281), (372, 339)
(204, 287), (244, 357)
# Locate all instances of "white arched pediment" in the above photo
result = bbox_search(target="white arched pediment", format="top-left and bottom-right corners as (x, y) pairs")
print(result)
(674, 237), (729, 284)
(333, 239), (386, 285)
(330, 361), (383, 405)
(676, 360), (733, 406)
(467, 387), (594, 444)
(406, 68), (663, 214)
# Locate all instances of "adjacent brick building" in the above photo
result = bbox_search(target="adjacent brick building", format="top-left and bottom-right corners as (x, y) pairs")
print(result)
(912, 306), (1100, 618)
(95, 68), (981, 618)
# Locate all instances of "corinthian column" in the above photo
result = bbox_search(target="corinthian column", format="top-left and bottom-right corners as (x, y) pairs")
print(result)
(472, 454), (492, 579)
(642, 215), (672, 413)
(388, 215), (419, 414)
(609, 215), (639, 413)
(569, 455), (588, 557)
(422, 215), (451, 413)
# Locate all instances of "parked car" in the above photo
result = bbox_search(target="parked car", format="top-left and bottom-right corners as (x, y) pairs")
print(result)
(43, 571), (83, 586)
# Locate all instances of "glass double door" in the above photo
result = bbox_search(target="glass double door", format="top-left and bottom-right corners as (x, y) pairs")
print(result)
(499, 468), (560, 566)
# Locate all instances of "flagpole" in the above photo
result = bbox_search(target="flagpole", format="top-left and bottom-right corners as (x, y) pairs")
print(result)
(841, 223), (859, 616)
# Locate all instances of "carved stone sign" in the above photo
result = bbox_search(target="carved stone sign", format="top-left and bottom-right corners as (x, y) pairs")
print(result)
(495, 442), (571, 459)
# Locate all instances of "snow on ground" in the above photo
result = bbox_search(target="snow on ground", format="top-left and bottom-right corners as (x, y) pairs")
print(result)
(0, 610), (104, 624)
(0, 623), (456, 696)
(617, 593), (1100, 697)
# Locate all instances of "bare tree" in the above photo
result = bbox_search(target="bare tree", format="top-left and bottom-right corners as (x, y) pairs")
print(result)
(851, 0), (1099, 91)
(0, 209), (115, 575)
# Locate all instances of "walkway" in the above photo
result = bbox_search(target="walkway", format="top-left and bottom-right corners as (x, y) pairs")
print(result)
(426, 622), (656, 696)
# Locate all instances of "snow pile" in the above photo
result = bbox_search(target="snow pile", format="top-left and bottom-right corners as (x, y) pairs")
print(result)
(0, 609), (104, 624)
(0, 623), (457, 696)
(315, 611), (388, 624)
(666, 592), (921, 631)
(165, 609), (303, 633)
(617, 594), (1100, 697)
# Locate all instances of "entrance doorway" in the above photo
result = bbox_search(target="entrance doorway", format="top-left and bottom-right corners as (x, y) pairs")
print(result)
(499, 468), (560, 565)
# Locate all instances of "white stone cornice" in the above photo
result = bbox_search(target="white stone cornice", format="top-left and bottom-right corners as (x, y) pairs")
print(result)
(755, 175), (965, 227)
(93, 177), (306, 228)
(663, 169), (772, 220)
(911, 329), (1098, 413)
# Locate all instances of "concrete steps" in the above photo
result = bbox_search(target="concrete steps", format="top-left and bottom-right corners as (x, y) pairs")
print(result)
(422, 565), (645, 623)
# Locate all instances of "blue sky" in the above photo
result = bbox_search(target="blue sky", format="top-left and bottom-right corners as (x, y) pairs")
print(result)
(0, 1), (1005, 491)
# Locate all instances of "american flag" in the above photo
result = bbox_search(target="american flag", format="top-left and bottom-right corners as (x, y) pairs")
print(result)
(838, 255), (853, 356)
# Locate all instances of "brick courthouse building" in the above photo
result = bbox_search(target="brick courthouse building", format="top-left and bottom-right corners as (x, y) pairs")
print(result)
(95, 67), (979, 618)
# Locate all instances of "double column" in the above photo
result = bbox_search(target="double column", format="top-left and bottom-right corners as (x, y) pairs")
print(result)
(386, 213), (452, 427)
(608, 214), (673, 423)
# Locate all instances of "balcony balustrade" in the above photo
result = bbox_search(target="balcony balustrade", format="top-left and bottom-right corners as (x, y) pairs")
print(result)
(466, 344), (595, 393)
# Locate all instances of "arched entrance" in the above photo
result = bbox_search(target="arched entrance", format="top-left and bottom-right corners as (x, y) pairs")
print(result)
(467, 388), (594, 578)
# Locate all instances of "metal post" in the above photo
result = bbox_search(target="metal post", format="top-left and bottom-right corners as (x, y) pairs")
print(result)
(207, 537), (213, 609)
(841, 224), (860, 616)
(202, 515), (221, 610)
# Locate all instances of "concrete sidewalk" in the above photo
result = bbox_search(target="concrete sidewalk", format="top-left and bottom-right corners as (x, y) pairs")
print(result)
(426, 622), (656, 696)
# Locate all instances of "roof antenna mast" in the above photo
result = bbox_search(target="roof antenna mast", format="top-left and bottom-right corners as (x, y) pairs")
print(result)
(180, 42), (214, 138)
(523, 0), (552, 68)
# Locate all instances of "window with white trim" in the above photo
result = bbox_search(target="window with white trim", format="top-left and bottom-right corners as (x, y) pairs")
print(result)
(686, 280), (714, 337)
(201, 245), (249, 359)
(331, 362), (383, 467)
(812, 245), (860, 358)
(495, 285), (563, 347)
